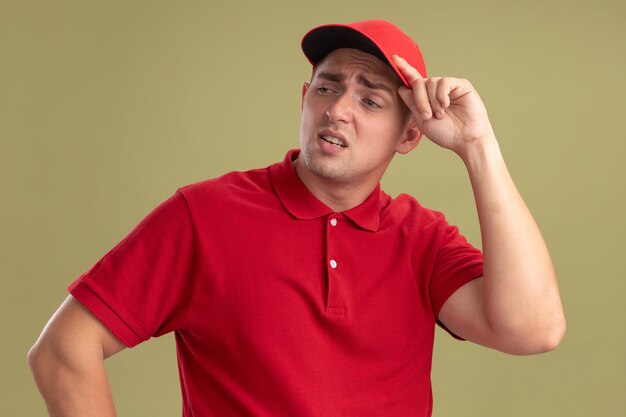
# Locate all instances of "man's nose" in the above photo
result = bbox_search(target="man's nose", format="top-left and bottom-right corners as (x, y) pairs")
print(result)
(325, 93), (354, 124)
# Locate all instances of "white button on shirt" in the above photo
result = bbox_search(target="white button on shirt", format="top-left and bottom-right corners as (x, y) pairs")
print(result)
(330, 218), (337, 226)
(330, 260), (337, 269)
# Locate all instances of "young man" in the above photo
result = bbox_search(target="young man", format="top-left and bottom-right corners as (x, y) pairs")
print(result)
(28, 20), (565, 417)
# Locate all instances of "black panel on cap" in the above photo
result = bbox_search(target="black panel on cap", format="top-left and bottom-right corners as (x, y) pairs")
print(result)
(302, 26), (388, 65)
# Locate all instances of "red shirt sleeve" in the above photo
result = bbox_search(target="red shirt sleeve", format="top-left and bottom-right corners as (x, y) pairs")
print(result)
(428, 220), (483, 321)
(68, 190), (196, 347)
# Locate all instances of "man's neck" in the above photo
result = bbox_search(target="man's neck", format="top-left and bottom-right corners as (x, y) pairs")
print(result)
(292, 158), (379, 212)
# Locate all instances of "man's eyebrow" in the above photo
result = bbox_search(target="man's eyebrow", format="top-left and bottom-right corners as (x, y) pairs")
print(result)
(357, 75), (393, 95)
(316, 71), (394, 95)
(317, 72), (344, 82)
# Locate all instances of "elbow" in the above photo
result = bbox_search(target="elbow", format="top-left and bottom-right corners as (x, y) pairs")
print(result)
(27, 340), (53, 383)
(28, 337), (77, 398)
(537, 316), (567, 353)
(28, 342), (47, 393)
(532, 308), (567, 354)
(27, 342), (42, 375)
(28, 335), (68, 388)
(507, 315), (567, 355)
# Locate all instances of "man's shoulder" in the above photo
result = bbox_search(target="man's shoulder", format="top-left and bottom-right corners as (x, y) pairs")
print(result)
(178, 164), (272, 198)
(386, 192), (448, 225)
(170, 159), (285, 219)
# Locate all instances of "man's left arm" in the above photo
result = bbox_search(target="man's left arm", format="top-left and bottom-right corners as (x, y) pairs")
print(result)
(393, 55), (566, 355)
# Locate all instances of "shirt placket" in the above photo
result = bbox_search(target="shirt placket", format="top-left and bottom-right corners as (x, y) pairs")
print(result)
(325, 214), (345, 316)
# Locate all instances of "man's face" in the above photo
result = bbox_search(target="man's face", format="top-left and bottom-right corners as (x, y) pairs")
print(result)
(297, 48), (417, 186)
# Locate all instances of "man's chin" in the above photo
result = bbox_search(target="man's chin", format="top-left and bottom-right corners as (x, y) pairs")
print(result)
(300, 153), (349, 181)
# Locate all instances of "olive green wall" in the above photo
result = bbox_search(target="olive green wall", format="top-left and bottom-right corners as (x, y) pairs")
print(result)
(3, 0), (624, 415)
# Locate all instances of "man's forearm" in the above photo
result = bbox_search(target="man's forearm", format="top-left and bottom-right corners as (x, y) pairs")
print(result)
(463, 136), (566, 352)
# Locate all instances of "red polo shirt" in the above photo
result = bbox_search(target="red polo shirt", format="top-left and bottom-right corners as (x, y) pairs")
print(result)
(69, 149), (483, 417)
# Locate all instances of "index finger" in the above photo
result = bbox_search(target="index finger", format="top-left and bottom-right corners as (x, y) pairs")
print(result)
(392, 54), (424, 84)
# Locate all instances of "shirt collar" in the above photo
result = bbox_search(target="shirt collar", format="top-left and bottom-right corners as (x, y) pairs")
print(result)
(269, 149), (389, 232)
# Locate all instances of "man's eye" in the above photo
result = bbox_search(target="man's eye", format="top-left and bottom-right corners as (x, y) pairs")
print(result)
(363, 98), (381, 109)
(317, 87), (333, 94)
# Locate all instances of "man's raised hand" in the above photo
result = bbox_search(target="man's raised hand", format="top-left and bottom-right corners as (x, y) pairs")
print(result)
(392, 54), (496, 158)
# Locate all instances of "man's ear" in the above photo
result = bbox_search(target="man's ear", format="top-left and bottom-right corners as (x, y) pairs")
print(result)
(395, 119), (422, 155)
(301, 82), (310, 110)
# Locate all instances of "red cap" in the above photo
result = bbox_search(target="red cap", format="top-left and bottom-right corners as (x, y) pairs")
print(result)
(301, 19), (427, 88)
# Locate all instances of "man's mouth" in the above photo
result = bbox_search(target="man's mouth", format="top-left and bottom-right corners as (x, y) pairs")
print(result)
(320, 135), (347, 148)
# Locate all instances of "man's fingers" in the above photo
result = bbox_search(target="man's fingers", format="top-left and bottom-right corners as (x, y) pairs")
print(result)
(393, 54), (432, 119)
(412, 78), (432, 120)
(394, 55), (457, 120)
(426, 78), (444, 118)
(436, 78), (452, 110)
(427, 78), (454, 119)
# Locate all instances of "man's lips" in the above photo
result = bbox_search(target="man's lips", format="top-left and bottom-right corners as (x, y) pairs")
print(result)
(319, 131), (348, 148)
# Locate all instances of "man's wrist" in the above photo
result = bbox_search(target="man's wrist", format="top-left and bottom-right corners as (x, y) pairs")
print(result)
(458, 134), (504, 176)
